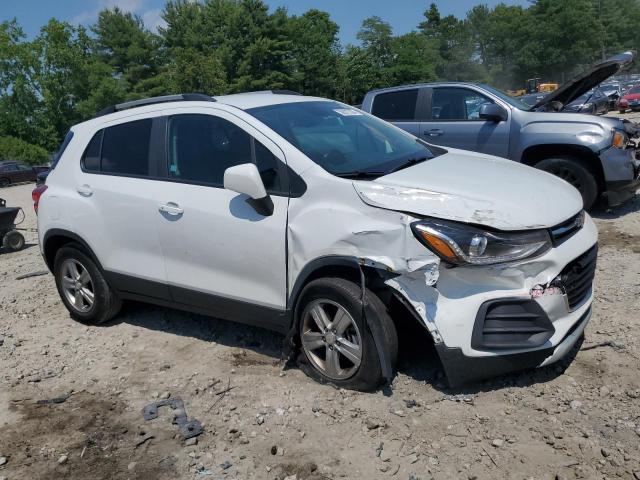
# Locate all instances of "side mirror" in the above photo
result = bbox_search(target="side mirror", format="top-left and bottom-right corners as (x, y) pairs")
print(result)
(224, 163), (273, 216)
(478, 103), (507, 122)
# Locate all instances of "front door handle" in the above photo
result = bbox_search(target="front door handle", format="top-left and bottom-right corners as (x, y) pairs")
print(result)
(158, 202), (184, 216)
(425, 129), (444, 137)
(76, 184), (93, 197)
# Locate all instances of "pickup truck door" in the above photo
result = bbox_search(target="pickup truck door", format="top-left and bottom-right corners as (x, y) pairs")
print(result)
(420, 86), (510, 158)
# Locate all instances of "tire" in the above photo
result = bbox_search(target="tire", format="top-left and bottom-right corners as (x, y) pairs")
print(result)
(2, 230), (25, 251)
(54, 245), (122, 325)
(620, 109), (626, 114)
(0, 177), (9, 188)
(535, 157), (599, 209)
(296, 277), (398, 391)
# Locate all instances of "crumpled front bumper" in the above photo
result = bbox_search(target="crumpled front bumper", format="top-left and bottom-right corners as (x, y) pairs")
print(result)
(385, 213), (599, 387)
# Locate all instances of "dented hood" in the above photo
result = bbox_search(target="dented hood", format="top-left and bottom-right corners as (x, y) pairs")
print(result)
(354, 149), (583, 231)
(533, 51), (634, 110)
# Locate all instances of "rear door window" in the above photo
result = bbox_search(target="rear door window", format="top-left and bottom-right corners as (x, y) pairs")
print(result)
(101, 119), (152, 176)
(167, 114), (284, 193)
(371, 89), (418, 121)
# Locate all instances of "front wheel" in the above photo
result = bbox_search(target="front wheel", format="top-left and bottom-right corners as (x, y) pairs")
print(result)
(535, 157), (598, 209)
(296, 278), (397, 391)
(0, 178), (10, 188)
(54, 245), (122, 324)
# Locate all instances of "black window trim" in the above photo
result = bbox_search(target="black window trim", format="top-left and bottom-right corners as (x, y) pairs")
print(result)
(78, 112), (306, 198)
(425, 86), (497, 123)
(162, 112), (293, 197)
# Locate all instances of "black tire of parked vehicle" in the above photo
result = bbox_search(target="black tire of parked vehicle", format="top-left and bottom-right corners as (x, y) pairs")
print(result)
(296, 277), (398, 391)
(535, 157), (598, 209)
(620, 109), (626, 114)
(54, 245), (122, 325)
(2, 230), (25, 251)
(0, 177), (10, 188)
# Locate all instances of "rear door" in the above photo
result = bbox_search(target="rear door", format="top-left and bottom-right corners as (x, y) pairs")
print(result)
(422, 86), (510, 158)
(370, 88), (427, 136)
(73, 114), (170, 299)
(154, 108), (289, 329)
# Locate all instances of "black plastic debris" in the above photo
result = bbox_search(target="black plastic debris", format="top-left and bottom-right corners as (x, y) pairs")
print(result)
(142, 396), (203, 439)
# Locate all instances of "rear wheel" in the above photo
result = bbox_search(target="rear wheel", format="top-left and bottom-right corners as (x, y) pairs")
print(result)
(296, 277), (397, 391)
(54, 245), (121, 324)
(0, 178), (9, 188)
(535, 157), (598, 209)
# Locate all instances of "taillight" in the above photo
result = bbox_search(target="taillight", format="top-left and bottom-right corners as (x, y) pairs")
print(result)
(32, 185), (47, 214)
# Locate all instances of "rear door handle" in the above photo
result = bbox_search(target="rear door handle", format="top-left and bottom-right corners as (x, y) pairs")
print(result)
(425, 129), (444, 137)
(158, 202), (184, 216)
(76, 184), (93, 197)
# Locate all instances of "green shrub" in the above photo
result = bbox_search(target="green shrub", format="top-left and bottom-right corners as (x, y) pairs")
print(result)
(0, 136), (50, 165)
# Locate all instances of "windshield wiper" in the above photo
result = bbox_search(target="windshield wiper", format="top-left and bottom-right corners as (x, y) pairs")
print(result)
(334, 170), (386, 179)
(388, 156), (429, 174)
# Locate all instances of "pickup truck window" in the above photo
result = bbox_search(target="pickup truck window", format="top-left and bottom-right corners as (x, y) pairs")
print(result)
(371, 89), (418, 121)
(432, 88), (493, 121)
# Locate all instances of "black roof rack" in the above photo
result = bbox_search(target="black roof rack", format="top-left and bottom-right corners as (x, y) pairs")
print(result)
(270, 89), (302, 95)
(94, 93), (215, 118)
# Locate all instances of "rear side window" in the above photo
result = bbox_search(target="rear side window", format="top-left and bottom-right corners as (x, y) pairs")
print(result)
(167, 114), (283, 193)
(81, 119), (152, 176)
(101, 119), (152, 176)
(371, 89), (418, 121)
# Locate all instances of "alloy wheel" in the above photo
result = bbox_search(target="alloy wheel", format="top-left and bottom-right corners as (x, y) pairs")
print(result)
(60, 258), (95, 313)
(301, 299), (363, 380)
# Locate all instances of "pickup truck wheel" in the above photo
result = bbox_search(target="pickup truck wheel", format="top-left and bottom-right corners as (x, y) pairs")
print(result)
(54, 245), (122, 325)
(296, 278), (398, 391)
(535, 157), (598, 209)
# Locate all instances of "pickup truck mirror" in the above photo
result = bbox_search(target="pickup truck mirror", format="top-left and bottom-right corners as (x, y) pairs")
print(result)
(479, 103), (507, 122)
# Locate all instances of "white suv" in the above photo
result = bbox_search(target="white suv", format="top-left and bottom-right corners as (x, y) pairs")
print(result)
(38, 92), (598, 390)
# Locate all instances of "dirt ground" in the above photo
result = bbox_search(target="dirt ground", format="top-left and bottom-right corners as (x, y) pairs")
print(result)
(1, 172), (639, 480)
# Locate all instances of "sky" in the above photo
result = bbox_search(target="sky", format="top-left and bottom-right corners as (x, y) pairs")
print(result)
(1, 0), (529, 45)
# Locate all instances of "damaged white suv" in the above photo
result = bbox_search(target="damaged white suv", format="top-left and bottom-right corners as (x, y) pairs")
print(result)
(38, 92), (598, 390)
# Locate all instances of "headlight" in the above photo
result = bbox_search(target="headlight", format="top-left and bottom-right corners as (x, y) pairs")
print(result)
(612, 129), (629, 149)
(411, 218), (551, 266)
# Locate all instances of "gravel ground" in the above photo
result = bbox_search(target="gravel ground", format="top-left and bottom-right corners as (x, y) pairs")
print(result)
(0, 179), (639, 480)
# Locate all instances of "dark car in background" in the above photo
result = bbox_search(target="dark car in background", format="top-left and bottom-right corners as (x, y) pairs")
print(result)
(0, 161), (49, 187)
(563, 89), (609, 114)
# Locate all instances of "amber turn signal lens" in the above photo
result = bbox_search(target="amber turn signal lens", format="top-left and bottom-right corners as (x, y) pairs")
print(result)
(612, 130), (627, 149)
(417, 230), (457, 261)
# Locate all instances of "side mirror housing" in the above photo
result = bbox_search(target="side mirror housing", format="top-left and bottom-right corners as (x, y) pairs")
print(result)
(224, 163), (273, 216)
(479, 103), (508, 122)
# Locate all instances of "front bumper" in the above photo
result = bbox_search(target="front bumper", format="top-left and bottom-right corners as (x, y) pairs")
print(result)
(386, 213), (599, 387)
(599, 145), (640, 206)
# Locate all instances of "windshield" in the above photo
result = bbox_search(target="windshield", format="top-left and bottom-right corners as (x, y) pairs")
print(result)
(480, 84), (531, 111)
(247, 101), (435, 177)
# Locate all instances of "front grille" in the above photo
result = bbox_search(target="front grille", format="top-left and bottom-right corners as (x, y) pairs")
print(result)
(472, 299), (555, 351)
(549, 210), (585, 246)
(560, 244), (598, 310)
